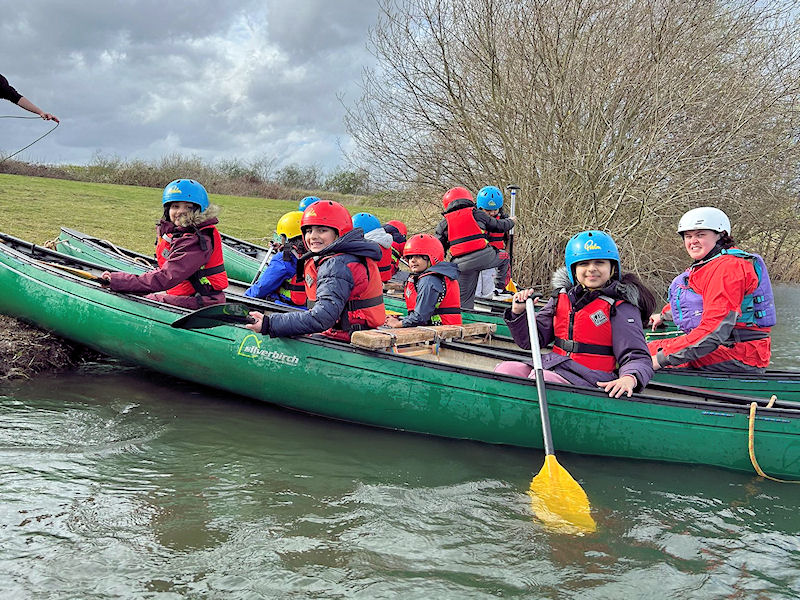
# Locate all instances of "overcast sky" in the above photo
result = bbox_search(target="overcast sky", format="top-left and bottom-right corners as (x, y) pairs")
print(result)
(0, 0), (380, 172)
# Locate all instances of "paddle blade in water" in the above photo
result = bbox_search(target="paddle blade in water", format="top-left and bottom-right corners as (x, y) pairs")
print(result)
(529, 455), (596, 534)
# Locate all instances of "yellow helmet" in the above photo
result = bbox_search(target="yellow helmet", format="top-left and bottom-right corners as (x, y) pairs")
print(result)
(276, 211), (303, 239)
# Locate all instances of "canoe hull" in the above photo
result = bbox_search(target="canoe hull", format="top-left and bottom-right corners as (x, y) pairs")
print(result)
(2, 237), (800, 479)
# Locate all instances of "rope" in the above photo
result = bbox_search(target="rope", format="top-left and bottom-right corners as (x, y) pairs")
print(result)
(0, 116), (59, 166)
(98, 238), (151, 267)
(747, 401), (800, 483)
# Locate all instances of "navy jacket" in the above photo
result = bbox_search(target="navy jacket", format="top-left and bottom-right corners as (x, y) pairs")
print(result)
(264, 229), (383, 337)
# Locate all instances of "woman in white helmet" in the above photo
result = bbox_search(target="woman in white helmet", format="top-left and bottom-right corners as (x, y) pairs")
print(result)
(648, 207), (776, 373)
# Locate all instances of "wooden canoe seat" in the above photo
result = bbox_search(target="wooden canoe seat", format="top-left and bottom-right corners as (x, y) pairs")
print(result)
(350, 322), (496, 350)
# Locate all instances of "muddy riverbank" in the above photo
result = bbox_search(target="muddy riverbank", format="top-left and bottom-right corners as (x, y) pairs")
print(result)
(0, 316), (97, 380)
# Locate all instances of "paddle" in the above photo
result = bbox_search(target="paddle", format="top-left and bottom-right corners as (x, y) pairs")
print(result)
(525, 298), (596, 533)
(504, 184), (520, 293)
(36, 260), (107, 283)
(171, 302), (256, 329)
(251, 244), (278, 285)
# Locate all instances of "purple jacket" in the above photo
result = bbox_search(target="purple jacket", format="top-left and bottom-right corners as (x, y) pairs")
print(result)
(108, 208), (225, 308)
(503, 268), (653, 391)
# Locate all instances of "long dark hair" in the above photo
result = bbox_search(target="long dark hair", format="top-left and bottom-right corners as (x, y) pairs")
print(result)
(718, 232), (736, 249)
(619, 272), (657, 323)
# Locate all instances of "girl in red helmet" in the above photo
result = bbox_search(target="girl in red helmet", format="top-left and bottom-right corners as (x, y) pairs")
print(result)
(434, 186), (516, 310)
(246, 200), (386, 340)
(385, 234), (462, 327)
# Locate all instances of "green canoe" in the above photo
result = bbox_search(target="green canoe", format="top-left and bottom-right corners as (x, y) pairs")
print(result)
(57, 227), (514, 336)
(2, 231), (800, 479)
(55, 228), (792, 400)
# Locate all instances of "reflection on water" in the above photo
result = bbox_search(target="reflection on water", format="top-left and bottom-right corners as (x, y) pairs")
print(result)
(1, 286), (799, 598)
(771, 284), (800, 369)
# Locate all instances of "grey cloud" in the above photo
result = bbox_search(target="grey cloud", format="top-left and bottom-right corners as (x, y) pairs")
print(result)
(0, 0), (378, 170)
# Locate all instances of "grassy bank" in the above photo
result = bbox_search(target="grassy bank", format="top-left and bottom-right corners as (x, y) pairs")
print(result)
(1, 174), (410, 253)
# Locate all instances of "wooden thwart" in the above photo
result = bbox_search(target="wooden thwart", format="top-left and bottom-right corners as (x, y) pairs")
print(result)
(351, 322), (496, 349)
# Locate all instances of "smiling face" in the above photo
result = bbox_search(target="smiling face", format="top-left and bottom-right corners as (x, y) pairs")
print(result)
(574, 259), (613, 290)
(167, 201), (197, 225)
(406, 254), (431, 274)
(682, 229), (721, 261)
(303, 225), (338, 252)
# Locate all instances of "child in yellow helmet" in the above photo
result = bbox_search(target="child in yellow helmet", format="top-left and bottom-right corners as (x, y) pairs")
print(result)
(244, 211), (307, 308)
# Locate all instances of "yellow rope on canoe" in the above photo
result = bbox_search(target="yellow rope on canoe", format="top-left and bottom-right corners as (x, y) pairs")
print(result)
(748, 399), (800, 483)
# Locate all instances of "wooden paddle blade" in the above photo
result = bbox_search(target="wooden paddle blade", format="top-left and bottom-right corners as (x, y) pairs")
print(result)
(37, 260), (104, 282)
(529, 455), (596, 534)
(171, 303), (255, 329)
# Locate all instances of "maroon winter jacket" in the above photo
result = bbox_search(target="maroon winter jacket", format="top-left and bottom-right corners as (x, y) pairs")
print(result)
(108, 208), (226, 309)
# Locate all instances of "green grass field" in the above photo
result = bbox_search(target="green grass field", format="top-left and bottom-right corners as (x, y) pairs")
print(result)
(1, 174), (410, 254)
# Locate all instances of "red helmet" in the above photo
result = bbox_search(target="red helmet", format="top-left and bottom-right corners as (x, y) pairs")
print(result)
(442, 186), (473, 209)
(386, 219), (407, 237)
(403, 234), (445, 265)
(301, 200), (353, 235)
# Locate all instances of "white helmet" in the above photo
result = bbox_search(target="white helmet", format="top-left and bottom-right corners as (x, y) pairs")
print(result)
(677, 207), (731, 235)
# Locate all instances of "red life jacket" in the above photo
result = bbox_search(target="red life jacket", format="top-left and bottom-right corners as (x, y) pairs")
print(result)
(277, 274), (307, 307)
(304, 254), (386, 332)
(377, 245), (395, 282)
(487, 216), (506, 250)
(404, 271), (462, 325)
(155, 225), (228, 296)
(444, 207), (488, 257)
(552, 291), (620, 371)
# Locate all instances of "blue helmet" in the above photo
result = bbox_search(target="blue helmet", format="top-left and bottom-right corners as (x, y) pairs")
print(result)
(352, 212), (382, 233)
(476, 186), (503, 210)
(564, 230), (620, 284)
(298, 196), (321, 211)
(162, 179), (209, 211)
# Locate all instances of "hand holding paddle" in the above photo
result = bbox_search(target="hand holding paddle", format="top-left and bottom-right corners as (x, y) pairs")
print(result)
(525, 298), (596, 534)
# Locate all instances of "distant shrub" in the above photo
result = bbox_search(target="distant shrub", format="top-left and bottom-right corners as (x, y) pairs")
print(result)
(324, 168), (370, 195)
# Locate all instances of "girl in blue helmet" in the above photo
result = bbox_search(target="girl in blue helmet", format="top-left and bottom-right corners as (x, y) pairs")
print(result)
(100, 179), (229, 308)
(475, 185), (514, 296)
(352, 212), (396, 283)
(495, 230), (656, 398)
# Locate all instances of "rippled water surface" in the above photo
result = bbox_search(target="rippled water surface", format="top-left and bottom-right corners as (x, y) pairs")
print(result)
(1, 286), (799, 599)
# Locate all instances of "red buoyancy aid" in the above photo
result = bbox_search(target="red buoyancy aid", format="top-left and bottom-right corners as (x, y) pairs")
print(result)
(404, 271), (462, 325)
(277, 274), (307, 306)
(552, 291), (619, 371)
(377, 245), (395, 282)
(444, 207), (488, 257)
(304, 254), (386, 331)
(487, 216), (506, 250)
(155, 225), (228, 296)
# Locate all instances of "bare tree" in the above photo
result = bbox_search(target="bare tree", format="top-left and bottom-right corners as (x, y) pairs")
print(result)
(346, 0), (800, 290)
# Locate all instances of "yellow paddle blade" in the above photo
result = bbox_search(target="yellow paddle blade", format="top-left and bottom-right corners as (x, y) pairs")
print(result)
(386, 310), (403, 316)
(528, 455), (596, 534)
(505, 279), (518, 293)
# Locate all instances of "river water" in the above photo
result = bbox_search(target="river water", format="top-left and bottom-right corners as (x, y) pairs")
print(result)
(2, 286), (799, 599)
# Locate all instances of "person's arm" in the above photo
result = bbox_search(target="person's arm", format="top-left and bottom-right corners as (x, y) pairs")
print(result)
(434, 219), (450, 252)
(505, 290), (554, 350)
(17, 96), (59, 122)
(481, 212), (516, 233)
(401, 276), (444, 326)
(264, 257), (354, 337)
(609, 302), (654, 389)
(648, 258), (756, 368)
(244, 255), (293, 298)
(108, 232), (210, 293)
